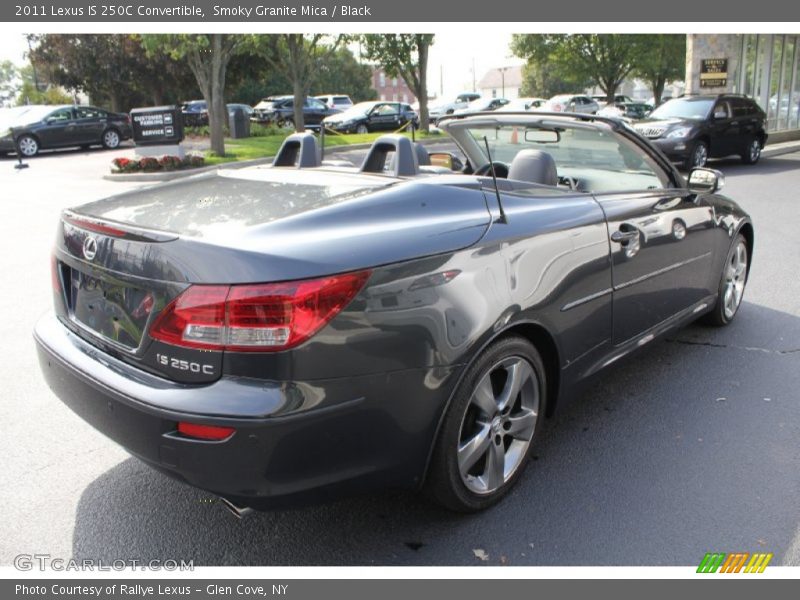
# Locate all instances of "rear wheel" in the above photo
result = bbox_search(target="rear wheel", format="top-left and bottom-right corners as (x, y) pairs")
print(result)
(17, 135), (39, 157)
(741, 137), (762, 165)
(426, 336), (547, 512)
(102, 129), (121, 149)
(703, 234), (749, 326)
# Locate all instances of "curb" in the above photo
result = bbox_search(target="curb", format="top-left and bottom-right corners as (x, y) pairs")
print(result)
(762, 141), (800, 159)
(102, 135), (448, 182)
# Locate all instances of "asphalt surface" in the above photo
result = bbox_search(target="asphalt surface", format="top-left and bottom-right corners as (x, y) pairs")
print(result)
(0, 144), (798, 567)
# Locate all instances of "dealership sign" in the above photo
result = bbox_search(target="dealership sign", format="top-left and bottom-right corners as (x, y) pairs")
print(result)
(700, 58), (728, 88)
(130, 106), (184, 145)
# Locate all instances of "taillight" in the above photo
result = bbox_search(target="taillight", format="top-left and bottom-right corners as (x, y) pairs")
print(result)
(177, 422), (235, 441)
(149, 270), (370, 352)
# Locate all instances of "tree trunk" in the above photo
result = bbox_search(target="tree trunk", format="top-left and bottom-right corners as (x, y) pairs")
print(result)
(292, 77), (305, 132)
(417, 40), (430, 132)
(651, 77), (666, 106)
(208, 35), (227, 156)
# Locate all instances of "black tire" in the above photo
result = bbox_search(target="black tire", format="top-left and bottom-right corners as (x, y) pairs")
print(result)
(278, 118), (294, 131)
(101, 128), (121, 149)
(425, 335), (547, 512)
(682, 140), (708, 171)
(356, 124), (369, 135)
(16, 134), (39, 157)
(702, 233), (749, 326)
(741, 137), (762, 165)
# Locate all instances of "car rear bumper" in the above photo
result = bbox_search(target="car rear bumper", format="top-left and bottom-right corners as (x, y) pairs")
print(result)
(34, 312), (457, 508)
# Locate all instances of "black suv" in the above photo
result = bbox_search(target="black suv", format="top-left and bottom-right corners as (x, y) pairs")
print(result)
(633, 94), (767, 170)
(252, 96), (338, 129)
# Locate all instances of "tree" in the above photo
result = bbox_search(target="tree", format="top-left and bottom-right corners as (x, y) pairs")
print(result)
(631, 35), (686, 106)
(518, 59), (592, 99)
(246, 35), (344, 132)
(28, 34), (196, 110)
(361, 34), (434, 132)
(310, 46), (376, 102)
(1, 61), (20, 106)
(143, 34), (243, 156)
(512, 34), (640, 103)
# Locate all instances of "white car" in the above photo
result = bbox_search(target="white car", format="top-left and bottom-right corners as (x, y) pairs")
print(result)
(497, 97), (548, 112)
(453, 97), (509, 116)
(541, 94), (600, 114)
(315, 94), (353, 111)
(428, 92), (482, 120)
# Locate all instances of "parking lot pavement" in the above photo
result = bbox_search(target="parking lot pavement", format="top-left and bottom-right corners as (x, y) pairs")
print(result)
(0, 149), (798, 567)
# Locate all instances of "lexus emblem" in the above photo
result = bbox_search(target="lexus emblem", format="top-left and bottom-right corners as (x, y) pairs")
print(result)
(82, 236), (98, 261)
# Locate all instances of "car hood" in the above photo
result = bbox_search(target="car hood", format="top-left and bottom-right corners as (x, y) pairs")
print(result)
(69, 168), (492, 282)
(634, 117), (691, 129)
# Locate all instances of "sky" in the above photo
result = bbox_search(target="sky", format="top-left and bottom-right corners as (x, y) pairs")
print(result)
(0, 31), (524, 102)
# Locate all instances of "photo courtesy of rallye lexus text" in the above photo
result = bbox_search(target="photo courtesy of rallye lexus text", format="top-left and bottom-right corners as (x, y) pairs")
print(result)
(34, 111), (753, 514)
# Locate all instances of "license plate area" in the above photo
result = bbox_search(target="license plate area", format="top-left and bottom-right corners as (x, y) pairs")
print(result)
(69, 268), (155, 350)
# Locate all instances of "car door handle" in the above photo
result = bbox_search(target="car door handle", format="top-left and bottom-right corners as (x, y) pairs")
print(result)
(611, 229), (639, 243)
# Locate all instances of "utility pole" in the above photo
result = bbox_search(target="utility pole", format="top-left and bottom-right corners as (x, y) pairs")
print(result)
(472, 57), (476, 92)
(499, 66), (509, 97)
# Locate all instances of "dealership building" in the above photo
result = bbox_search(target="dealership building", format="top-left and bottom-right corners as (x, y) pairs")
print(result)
(686, 34), (800, 141)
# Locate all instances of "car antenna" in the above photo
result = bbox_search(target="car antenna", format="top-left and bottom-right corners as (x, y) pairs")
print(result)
(482, 136), (507, 224)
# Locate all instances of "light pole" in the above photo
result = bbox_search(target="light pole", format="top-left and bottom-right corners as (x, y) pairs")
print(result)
(498, 66), (509, 98)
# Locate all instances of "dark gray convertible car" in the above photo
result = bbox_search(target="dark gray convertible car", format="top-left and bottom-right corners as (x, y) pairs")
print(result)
(34, 113), (753, 514)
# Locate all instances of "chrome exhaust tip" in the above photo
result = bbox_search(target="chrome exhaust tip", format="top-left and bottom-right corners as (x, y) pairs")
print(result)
(219, 497), (254, 519)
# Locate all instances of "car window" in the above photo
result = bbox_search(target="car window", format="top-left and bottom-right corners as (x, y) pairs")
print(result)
(76, 106), (105, 119)
(47, 108), (73, 122)
(467, 124), (670, 193)
(309, 98), (327, 110)
(713, 101), (731, 119)
(374, 104), (399, 116)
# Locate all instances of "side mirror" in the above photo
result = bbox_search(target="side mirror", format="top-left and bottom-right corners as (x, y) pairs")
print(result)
(428, 152), (464, 171)
(688, 167), (724, 194)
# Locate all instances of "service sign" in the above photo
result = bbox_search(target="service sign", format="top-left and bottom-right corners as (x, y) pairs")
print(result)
(700, 58), (728, 88)
(130, 106), (184, 145)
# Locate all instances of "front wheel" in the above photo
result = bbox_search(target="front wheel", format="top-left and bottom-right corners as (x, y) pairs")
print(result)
(425, 336), (547, 512)
(355, 124), (369, 134)
(703, 233), (749, 326)
(278, 118), (294, 131)
(683, 140), (708, 171)
(16, 135), (39, 157)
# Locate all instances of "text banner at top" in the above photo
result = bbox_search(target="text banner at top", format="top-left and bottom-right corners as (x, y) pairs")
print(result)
(3, 0), (800, 22)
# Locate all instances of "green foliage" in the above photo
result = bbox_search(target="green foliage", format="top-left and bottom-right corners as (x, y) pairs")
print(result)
(28, 34), (196, 111)
(360, 34), (434, 130)
(309, 47), (376, 102)
(512, 34), (644, 100)
(631, 35), (686, 105)
(1, 60), (19, 105)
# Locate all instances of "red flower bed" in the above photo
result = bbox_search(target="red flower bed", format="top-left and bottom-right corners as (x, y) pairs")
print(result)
(111, 154), (205, 174)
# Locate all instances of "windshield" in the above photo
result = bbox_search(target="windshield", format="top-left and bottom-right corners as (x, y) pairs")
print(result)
(467, 98), (495, 110)
(649, 98), (714, 120)
(461, 123), (669, 193)
(333, 102), (375, 118)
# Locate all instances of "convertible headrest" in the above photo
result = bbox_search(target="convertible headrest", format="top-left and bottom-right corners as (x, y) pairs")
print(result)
(272, 133), (320, 168)
(508, 149), (558, 186)
(360, 134), (419, 177)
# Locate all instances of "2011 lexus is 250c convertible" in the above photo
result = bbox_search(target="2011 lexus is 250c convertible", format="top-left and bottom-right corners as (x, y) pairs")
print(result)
(35, 112), (753, 514)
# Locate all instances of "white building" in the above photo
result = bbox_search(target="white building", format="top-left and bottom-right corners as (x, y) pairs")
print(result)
(477, 66), (523, 100)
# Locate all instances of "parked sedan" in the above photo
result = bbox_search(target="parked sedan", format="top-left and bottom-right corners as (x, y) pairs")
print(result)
(0, 104), (132, 157)
(252, 96), (336, 129)
(497, 97), (547, 112)
(597, 101), (653, 121)
(542, 94), (600, 114)
(453, 97), (510, 116)
(35, 113), (752, 514)
(322, 101), (418, 134)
